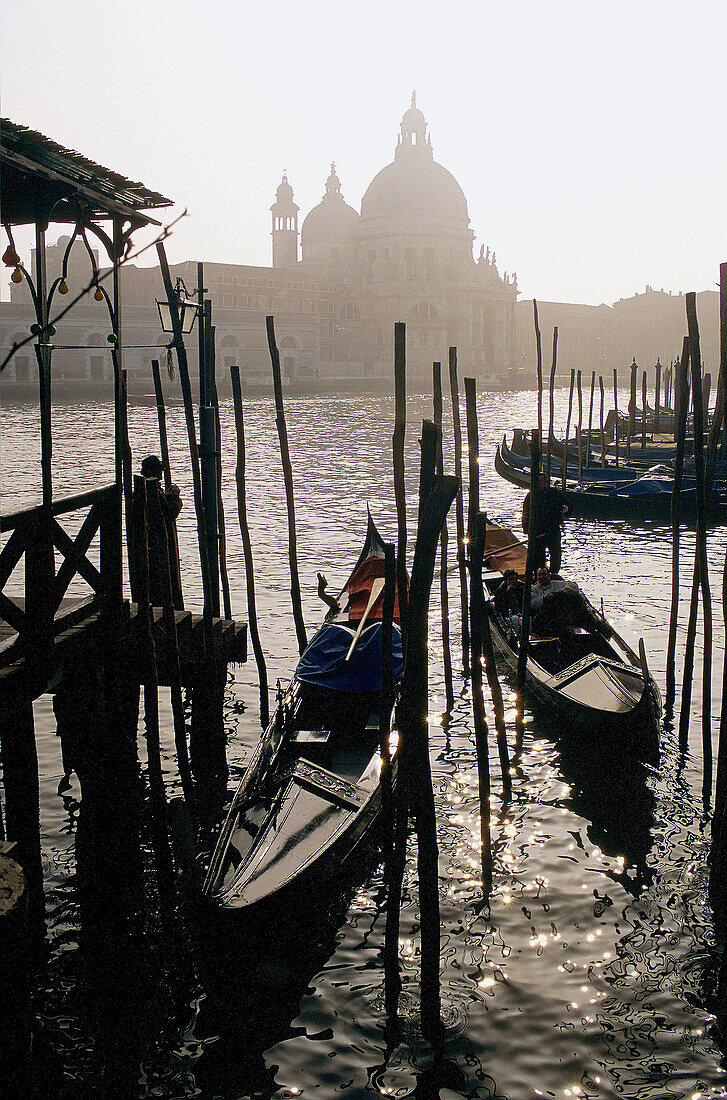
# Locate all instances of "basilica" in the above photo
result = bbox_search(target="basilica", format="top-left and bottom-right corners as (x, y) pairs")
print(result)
(271, 93), (519, 384)
(1, 96), (518, 393)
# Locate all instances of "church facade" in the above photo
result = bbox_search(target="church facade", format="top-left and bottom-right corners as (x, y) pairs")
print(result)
(0, 98), (518, 392)
(284, 95), (519, 385)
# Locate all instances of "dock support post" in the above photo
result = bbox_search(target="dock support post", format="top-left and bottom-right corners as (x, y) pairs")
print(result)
(0, 702), (44, 942)
(0, 848), (31, 1096)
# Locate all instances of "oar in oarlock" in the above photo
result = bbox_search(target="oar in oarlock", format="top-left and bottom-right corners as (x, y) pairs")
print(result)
(345, 577), (386, 661)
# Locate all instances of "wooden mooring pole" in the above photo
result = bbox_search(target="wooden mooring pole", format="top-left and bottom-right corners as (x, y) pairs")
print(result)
(655, 359), (662, 436)
(546, 327), (558, 483)
(682, 295), (712, 797)
(599, 375), (606, 467)
(267, 315), (307, 655)
(561, 370), (574, 490)
(449, 346), (469, 668)
(393, 322), (409, 650)
(516, 431), (541, 739)
(151, 359), (172, 491)
(464, 376), (479, 541)
(432, 362), (454, 715)
(534, 300), (543, 447)
(613, 369), (620, 467)
(469, 514), (493, 898)
(230, 365), (269, 728)
(576, 369), (583, 481)
(586, 369), (595, 468)
(665, 345), (690, 712)
(626, 358), (637, 465)
(477, 512), (511, 799)
(400, 420), (458, 1043)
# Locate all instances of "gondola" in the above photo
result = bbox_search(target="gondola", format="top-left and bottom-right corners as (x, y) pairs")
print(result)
(495, 435), (727, 525)
(203, 514), (403, 915)
(481, 522), (661, 763)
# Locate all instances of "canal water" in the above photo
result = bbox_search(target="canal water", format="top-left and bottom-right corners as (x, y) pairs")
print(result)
(2, 385), (727, 1099)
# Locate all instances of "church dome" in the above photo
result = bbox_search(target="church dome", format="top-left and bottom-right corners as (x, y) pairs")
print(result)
(361, 159), (468, 221)
(301, 163), (360, 247)
(360, 95), (469, 223)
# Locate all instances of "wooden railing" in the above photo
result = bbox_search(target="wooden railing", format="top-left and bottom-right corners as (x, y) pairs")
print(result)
(0, 483), (122, 664)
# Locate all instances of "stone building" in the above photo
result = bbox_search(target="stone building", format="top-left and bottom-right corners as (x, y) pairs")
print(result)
(1, 96), (518, 395)
(515, 287), (720, 390)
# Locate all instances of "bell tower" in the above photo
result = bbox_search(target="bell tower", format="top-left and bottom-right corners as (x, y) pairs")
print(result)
(270, 172), (299, 267)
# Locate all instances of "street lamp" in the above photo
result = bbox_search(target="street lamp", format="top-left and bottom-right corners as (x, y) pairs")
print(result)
(156, 277), (200, 334)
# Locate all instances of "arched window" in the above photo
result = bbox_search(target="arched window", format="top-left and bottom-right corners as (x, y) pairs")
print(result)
(404, 248), (416, 279)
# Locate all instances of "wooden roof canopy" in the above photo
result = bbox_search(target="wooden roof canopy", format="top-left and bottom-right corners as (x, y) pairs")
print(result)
(0, 119), (173, 229)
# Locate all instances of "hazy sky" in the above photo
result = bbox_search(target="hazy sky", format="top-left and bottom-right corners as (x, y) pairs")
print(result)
(2, 0), (725, 305)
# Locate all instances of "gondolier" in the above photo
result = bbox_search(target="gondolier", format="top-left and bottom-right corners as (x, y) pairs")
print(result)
(521, 472), (569, 574)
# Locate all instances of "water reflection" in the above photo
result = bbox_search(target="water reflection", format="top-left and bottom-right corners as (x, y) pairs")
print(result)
(3, 390), (727, 1097)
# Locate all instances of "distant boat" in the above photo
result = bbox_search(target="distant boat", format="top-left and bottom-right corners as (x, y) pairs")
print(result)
(203, 514), (404, 915)
(495, 434), (727, 525)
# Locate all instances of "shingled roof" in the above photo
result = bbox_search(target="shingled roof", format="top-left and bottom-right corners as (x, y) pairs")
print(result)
(0, 119), (173, 226)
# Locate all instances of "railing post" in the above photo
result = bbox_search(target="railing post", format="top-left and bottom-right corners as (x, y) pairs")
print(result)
(99, 483), (123, 611)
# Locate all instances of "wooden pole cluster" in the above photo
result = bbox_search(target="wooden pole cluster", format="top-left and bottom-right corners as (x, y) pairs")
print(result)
(156, 243), (214, 642)
(385, 415), (458, 1043)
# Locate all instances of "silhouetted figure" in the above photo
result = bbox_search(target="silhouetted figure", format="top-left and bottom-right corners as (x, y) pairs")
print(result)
(522, 473), (569, 574)
(131, 455), (184, 610)
(494, 568), (524, 631)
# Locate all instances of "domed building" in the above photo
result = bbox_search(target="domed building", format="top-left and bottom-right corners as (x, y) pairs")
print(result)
(2, 97), (517, 393)
(272, 95), (518, 384)
(300, 164), (359, 266)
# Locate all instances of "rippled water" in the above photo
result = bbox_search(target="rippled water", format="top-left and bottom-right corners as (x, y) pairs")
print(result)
(2, 385), (727, 1098)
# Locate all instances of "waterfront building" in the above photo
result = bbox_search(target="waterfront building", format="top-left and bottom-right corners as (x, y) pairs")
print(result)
(515, 287), (720, 389)
(1, 97), (518, 394)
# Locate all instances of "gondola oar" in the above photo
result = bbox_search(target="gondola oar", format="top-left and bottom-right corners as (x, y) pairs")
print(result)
(345, 577), (386, 660)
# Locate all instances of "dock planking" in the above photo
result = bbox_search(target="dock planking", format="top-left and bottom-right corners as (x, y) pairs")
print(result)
(0, 596), (247, 709)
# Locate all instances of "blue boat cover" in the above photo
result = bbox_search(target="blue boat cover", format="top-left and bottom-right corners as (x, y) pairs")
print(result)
(295, 621), (403, 694)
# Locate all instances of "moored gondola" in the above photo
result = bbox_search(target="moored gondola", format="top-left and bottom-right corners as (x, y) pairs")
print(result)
(495, 434), (727, 525)
(203, 514), (403, 914)
(482, 522), (661, 763)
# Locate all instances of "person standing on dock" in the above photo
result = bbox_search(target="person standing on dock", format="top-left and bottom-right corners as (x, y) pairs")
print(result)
(521, 473), (569, 574)
(131, 454), (185, 610)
